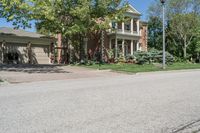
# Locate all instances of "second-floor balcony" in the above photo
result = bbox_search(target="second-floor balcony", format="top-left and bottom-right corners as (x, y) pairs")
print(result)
(109, 18), (140, 36)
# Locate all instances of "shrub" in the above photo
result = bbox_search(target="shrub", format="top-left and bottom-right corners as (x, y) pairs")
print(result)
(125, 54), (137, 63)
(133, 49), (174, 65)
(107, 49), (115, 63)
(116, 52), (126, 63)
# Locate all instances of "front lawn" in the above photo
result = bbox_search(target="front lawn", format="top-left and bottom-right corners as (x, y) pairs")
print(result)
(81, 63), (200, 73)
(166, 63), (200, 70)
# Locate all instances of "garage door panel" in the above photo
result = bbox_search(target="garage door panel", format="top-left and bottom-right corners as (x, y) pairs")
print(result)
(32, 45), (50, 64)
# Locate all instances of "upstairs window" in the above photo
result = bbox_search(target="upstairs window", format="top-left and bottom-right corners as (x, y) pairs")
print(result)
(125, 23), (130, 31)
(112, 22), (116, 29)
(133, 20), (137, 31)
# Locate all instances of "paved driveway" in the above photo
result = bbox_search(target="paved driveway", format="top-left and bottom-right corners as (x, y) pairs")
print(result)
(0, 70), (200, 133)
(0, 64), (124, 83)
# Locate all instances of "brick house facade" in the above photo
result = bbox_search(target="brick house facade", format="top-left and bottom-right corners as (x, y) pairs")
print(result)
(86, 4), (148, 60)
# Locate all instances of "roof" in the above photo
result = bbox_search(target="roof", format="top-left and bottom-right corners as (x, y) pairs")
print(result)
(140, 21), (148, 26)
(126, 4), (141, 16)
(0, 27), (45, 38)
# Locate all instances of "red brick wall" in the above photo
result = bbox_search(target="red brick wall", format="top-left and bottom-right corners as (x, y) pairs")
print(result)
(139, 25), (148, 51)
(87, 32), (109, 52)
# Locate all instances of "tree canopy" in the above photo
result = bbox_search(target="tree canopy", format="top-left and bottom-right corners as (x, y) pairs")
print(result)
(0, 0), (127, 36)
(147, 0), (200, 60)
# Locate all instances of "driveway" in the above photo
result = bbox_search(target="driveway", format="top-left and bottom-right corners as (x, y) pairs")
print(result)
(0, 70), (200, 133)
(0, 64), (124, 83)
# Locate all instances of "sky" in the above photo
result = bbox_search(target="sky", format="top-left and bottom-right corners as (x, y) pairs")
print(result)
(0, 0), (154, 32)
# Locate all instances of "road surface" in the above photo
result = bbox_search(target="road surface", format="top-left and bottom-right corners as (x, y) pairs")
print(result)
(0, 70), (200, 133)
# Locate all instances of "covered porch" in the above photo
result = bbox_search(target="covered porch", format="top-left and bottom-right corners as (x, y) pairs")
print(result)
(109, 36), (141, 58)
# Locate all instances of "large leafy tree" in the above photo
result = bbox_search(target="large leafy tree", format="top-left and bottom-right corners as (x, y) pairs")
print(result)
(167, 0), (200, 59)
(0, 0), (34, 28)
(168, 13), (200, 58)
(147, 0), (200, 60)
(0, 0), (126, 36)
(0, 0), (127, 62)
(147, 16), (162, 50)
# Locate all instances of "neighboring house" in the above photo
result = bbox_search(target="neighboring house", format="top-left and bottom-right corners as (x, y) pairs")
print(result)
(87, 4), (148, 59)
(0, 27), (55, 64)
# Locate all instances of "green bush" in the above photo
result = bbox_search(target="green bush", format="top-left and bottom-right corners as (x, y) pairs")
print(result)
(125, 54), (137, 63)
(133, 49), (174, 65)
(107, 49), (115, 63)
(115, 52), (126, 63)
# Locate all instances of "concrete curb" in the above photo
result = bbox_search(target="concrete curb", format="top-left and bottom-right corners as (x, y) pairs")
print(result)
(135, 69), (200, 75)
(105, 68), (200, 75)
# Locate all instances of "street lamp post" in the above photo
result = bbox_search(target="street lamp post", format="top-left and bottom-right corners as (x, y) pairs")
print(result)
(160, 0), (166, 69)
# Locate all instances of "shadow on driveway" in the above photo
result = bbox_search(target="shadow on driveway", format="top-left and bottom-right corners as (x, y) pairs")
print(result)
(0, 64), (70, 74)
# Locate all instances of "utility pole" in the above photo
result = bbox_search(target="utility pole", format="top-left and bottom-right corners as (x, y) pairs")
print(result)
(101, 30), (105, 63)
(160, 0), (166, 69)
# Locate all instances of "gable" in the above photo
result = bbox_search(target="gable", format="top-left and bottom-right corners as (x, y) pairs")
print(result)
(126, 4), (141, 15)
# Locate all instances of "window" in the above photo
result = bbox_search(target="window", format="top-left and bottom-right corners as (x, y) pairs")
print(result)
(133, 20), (137, 31)
(139, 43), (142, 51)
(112, 22), (116, 29)
(125, 23), (130, 31)
(117, 40), (122, 44)
(117, 22), (122, 29)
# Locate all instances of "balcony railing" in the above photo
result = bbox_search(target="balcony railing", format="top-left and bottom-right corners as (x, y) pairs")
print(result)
(117, 29), (122, 32)
(124, 30), (131, 33)
(109, 29), (140, 36)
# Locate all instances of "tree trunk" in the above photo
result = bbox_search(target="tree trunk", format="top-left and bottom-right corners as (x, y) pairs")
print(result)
(183, 39), (187, 59)
(79, 35), (85, 62)
(183, 46), (187, 59)
(198, 53), (200, 63)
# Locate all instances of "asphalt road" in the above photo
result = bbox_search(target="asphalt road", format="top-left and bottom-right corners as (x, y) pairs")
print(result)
(0, 70), (200, 133)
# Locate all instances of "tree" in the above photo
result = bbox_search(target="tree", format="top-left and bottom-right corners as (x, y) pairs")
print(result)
(147, 0), (200, 60)
(194, 24), (200, 62)
(168, 13), (199, 59)
(0, 0), (126, 36)
(147, 16), (162, 50)
(0, 0), (127, 62)
(0, 0), (34, 29)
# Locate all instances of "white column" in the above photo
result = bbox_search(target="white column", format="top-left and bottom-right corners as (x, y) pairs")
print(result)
(131, 40), (133, 55)
(122, 22), (125, 33)
(109, 22), (112, 32)
(122, 39), (125, 56)
(137, 20), (140, 35)
(115, 38), (118, 58)
(131, 18), (133, 34)
(137, 41), (140, 51)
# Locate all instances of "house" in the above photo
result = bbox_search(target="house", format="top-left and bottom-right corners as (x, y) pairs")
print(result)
(87, 4), (148, 59)
(0, 4), (147, 64)
(54, 4), (148, 64)
(0, 27), (55, 64)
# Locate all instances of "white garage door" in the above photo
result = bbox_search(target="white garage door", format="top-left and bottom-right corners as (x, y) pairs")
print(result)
(32, 45), (50, 64)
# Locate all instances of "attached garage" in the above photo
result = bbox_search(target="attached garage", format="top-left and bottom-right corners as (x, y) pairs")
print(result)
(31, 44), (50, 64)
(0, 27), (55, 64)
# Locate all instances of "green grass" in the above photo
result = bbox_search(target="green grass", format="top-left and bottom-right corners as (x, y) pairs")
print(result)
(167, 63), (200, 70)
(81, 63), (200, 73)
